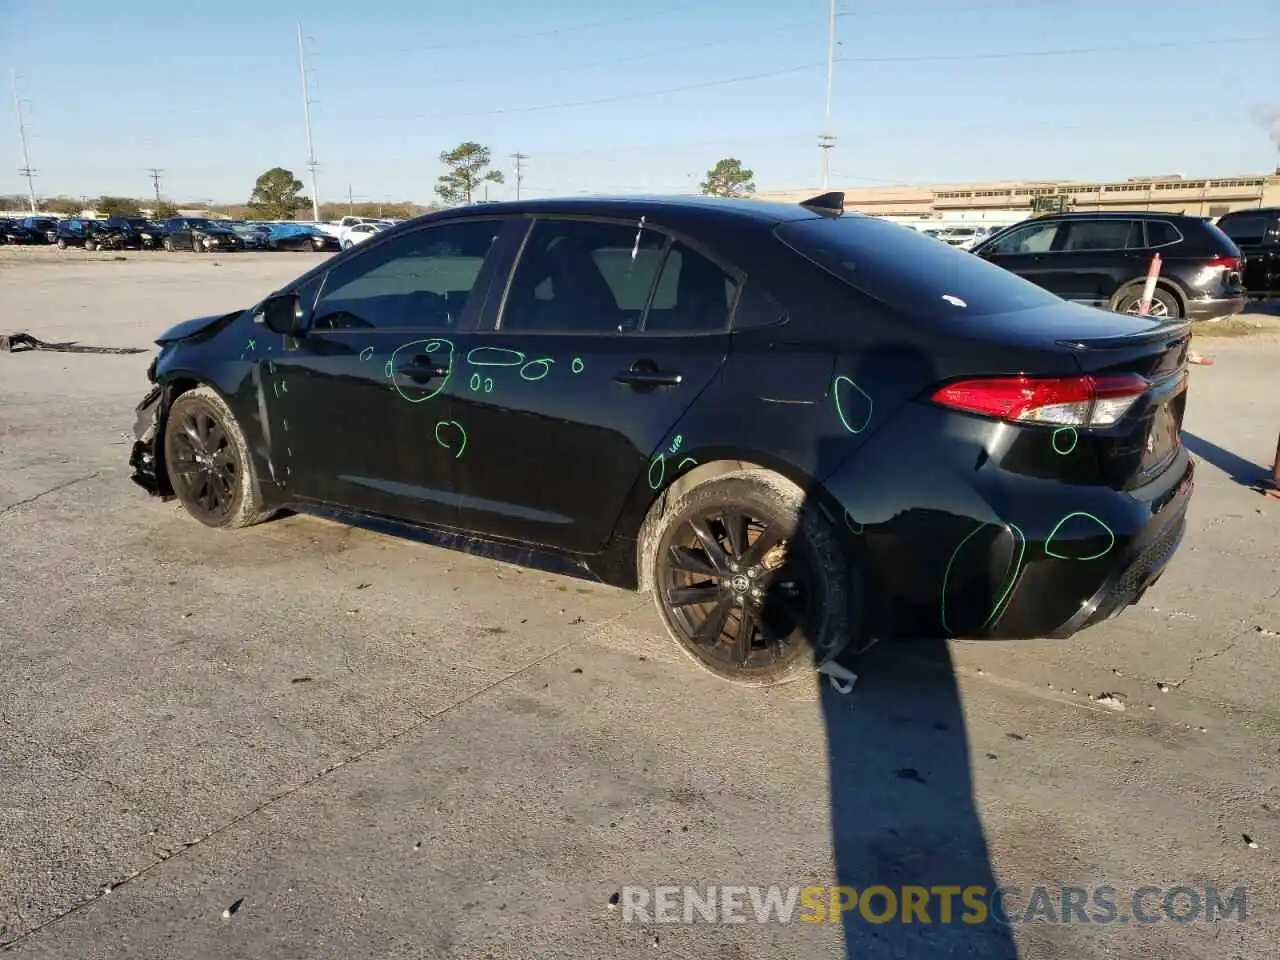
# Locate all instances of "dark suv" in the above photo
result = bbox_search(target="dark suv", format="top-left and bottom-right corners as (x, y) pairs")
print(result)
(972, 212), (1245, 321)
(18, 216), (58, 243)
(1214, 207), (1279, 300)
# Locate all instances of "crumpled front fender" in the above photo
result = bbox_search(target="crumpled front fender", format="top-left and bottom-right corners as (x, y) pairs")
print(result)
(128, 384), (175, 500)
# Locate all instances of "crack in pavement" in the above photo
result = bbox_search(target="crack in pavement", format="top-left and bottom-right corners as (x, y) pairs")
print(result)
(0, 472), (101, 520)
(0, 599), (647, 952)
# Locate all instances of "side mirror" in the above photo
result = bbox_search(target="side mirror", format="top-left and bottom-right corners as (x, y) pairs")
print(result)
(258, 292), (304, 335)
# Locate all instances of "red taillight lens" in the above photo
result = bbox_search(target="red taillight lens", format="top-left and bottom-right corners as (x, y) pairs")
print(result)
(1204, 255), (1241, 271)
(931, 373), (1148, 427)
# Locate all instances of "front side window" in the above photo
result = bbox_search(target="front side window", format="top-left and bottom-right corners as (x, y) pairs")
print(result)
(1060, 219), (1141, 252)
(985, 220), (1062, 255)
(311, 219), (502, 331)
(500, 219), (667, 334)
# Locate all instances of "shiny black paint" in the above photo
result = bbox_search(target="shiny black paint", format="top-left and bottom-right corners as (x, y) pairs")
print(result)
(131, 196), (1196, 641)
(973, 211), (1245, 321)
(1215, 207), (1280, 298)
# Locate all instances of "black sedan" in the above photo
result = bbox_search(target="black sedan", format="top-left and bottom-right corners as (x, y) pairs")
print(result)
(160, 217), (243, 252)
(17, 216), (58, 243)
(265, 223), (341, 252)
(128, 193), (1194, 686)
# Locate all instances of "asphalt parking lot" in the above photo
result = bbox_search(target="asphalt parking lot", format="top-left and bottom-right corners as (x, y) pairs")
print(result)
(2, 246), (1280, 959)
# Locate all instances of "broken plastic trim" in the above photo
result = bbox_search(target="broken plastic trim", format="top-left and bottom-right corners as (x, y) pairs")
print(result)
(0, 332), (147, 355)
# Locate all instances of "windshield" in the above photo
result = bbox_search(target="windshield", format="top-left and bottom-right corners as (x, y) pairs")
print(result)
(776, 215), (1063, 318)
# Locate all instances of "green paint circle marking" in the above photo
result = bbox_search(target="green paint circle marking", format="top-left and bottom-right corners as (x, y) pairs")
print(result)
(433, 420), (468, 459)
(467, 346), (525, 367)
(832, 375), (873, 434)
(668, 434), (683, 454)
(1052, 427), (1078, 455)
(359, 346), (374, 361)
(470, 372), (482, 392)
(1044, 512), (1115, 561)
(677, 457), (698, 471)
(519, 358), (554, 381)
(571, 357), (585, 374)
(940, 522), (1027, 634)
(388, 338), (453, 402)
(483, 376), (494, 393)
(648, 454), (666, 490)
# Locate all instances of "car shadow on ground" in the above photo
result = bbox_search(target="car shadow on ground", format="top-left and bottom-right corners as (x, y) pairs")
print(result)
(786, 340), (1019, 957)
(1182, 431), (1270, 489)
(819, 639), (1018, 958)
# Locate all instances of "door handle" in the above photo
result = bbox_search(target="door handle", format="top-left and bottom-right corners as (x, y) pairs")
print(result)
(400, 356), (450, 384)
(615, 368), (683, 387)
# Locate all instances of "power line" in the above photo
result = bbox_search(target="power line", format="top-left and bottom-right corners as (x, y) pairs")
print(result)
(380, 34), (1278, 123)
(510, 152), (528, 200)
(297, 22), (321, 221)
(11, 69), (37, 213)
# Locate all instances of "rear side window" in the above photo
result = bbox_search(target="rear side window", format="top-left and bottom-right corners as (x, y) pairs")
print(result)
(1144, 220), (1182, 248)
(1060, 219), (1141, 251)
(776, 216), (1061, 317)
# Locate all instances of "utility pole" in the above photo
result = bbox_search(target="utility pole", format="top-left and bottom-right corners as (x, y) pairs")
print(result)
(348, 182), (353, 215)
(819, 0), (837, 191)
(297, 22), (321, 221)
(511, 151), (528, 200)
(11, 69), (37, 212)
(147, 168), (164, 211)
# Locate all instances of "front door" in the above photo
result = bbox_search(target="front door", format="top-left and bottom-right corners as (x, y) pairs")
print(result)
(1049, 217), (1144, 306)
(262, 217), (510, 528)
(977, 218), (1066, 294)
(446, 216), (738, 554)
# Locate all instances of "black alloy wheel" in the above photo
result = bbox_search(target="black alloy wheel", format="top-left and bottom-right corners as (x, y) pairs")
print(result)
(166, 403), (239, 523)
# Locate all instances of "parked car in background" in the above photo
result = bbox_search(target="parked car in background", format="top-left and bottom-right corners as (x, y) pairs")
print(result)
(101, 217), (160, 250)
(339, 219), (391, 249)
(55, 217), (117, 250)
(971, 212), (1244, 321)
(266, 222), (341, 252)
(225, 221), (273, 250)
(160, 218), (243, 253)
(128, 192), (1194, 687)
(17, 216), (58, 243)
(1214, 207), (1279, 301)
(0, 218), (40, 243)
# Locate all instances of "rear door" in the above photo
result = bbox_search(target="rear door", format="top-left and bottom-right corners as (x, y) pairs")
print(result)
(445, 215), (737, 554)
(974, 218), (1066, 292)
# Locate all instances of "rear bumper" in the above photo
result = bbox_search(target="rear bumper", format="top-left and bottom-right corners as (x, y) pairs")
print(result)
(1186, 295), (1244, 322)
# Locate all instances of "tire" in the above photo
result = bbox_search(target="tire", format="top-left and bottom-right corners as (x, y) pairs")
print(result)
(163, 237), (174, 251)
(84, 239), (97, 251)
(56, 238), (67, 249)
(1113, 284), (1182, 320)
(644, 470), (852, 686)
(192, 237), (203, 253)
(342, 240), (353, 250)
(163, 386), (271, 529)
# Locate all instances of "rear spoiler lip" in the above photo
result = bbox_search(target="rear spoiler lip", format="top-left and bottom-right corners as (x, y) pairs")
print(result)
(1054, 318), (1192, 351)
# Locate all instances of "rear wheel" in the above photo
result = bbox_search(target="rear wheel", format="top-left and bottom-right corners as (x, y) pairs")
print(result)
(1115, 285), (1181, 319)
(163, 386), (271, 529)
(56, 238), (67, 249)
(647, 471), (851, 686)
(84, 239), (97, 251)
(163, 236), (174, 251)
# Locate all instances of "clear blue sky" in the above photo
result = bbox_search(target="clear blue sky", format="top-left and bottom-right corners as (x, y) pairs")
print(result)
(2, 0), (1278, 205)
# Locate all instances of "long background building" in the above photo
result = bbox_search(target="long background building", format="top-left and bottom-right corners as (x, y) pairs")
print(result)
(757, 170), (1280, 221)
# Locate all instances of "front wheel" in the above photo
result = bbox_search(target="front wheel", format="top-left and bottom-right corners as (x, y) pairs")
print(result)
(56, 238), (67, 249)
(1114, 285), (1181, 319)
(645, 470), (852, 686)
(163, 386), (271, 529)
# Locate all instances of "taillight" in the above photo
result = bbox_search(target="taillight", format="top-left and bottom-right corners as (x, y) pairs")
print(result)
(1204, 255), (1241, 271)
(930, 373), (1148, 427)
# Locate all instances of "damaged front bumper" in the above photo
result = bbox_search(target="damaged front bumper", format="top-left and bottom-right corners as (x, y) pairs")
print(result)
(128, 384), (174, 499)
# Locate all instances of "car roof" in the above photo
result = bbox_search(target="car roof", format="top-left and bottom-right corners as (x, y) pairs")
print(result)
(1218, 206), (1280, 217)
(420, 194), (828, 226)
(1031, 211), (1207, 223)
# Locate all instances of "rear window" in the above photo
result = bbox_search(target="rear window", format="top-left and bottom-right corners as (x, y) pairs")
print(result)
(1216, 215), (1266, 245)
(776, 216), (1061, 317)
(1203, 220), (1244, 255)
